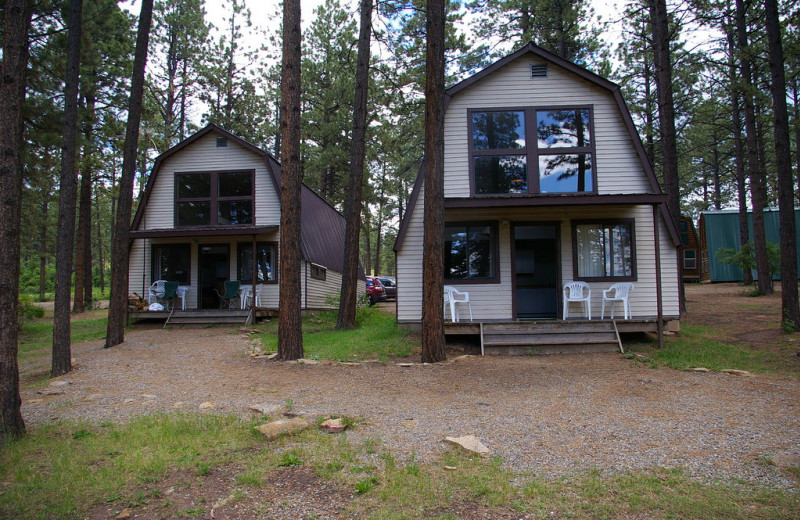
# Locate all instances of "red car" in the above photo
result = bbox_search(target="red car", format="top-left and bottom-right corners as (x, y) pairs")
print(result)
(365, 276), (387, 305)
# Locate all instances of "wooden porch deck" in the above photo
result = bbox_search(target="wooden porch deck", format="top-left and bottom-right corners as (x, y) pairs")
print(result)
(444, 318), (668, 355)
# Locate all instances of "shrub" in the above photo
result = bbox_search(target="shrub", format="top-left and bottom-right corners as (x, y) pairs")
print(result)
(716, 241), (780, 286)
(18, 294), (44, 322)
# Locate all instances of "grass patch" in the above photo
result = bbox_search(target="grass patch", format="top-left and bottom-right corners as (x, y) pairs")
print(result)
(19, 313), (108, 356)
(1, 413), (796, 520)
(256, 309), (417, 362)
(628, 325), (778, 373)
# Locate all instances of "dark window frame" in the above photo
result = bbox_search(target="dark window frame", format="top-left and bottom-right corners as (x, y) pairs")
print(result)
(571, 218), (637, 282)
(174, 169), (255, 227)
(444, 221), (501, 284)
(683, 249), (697, 270)
(468, 106), (597, 196)
(310, 263), (327, 281)
(236, 241), (278, 284)
(151, 243), (191, 285)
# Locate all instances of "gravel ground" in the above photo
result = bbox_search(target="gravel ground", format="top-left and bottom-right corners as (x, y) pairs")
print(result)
(21, 323), (800, 490)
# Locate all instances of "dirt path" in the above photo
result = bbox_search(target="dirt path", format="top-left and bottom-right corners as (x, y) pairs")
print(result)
(20, 285), (800, 490)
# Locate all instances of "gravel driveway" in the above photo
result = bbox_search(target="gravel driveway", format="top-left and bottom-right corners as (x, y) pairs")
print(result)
(21, 324), (800, 490)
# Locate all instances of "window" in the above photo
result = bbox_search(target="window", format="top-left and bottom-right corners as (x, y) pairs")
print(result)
(684, 249), (697, 270)
(175, 170), (254, 226)
(573, 220), (635, 281)
(444, 223), (498, 282)
(216, 136), (228, 147)
(152, 244), (190, 284)
(469, 107), (595, 195)
(237, 242), (276, 283)
(679, 220), (690, 246)
(310, 264), (327, 281)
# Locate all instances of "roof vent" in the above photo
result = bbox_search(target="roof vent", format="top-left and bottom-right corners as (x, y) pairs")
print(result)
(216, 136), (228, 148)
(530, 64), (548, 78)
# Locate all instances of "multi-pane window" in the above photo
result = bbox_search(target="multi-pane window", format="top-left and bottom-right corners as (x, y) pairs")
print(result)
(573, 221), (635, 280)
(152, 244), (190, 284)
(444, 223), (497, 281)
(684, 249), (697, 270)
(175, 171), (254, 226)
(310, 264), (327, 281)
(237, 242), (276, 283)
(470, 107), (594, 195)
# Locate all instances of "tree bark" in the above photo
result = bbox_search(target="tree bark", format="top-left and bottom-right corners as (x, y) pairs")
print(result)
(764, 0), (799, 329)
(0, 0), (32, 444)
(52, 0), (84, 376)
(73, 91), (95, 313)
(277, 0), (304, 360)
(648, 0), (685, 311)
(337, 0), (373, 330)
(38, 195), (48, 301)
(105, 0), (155, 348)
(95, 185), (105, 293)
(421, 0), (446, 363)
(735, 0), (771, 295)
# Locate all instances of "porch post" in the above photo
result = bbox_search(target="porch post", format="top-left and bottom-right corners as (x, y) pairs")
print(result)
(653, 204), (664, 348)
(251, 235), (257, 310)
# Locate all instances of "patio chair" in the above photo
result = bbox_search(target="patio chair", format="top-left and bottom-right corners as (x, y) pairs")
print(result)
(148, 280), (166, 305)
(601, 282), (634, 320)
(563, 281), (591, 320)
(242, 284), (263, 309)
(443, 285), (473, 322)
(160, 281), (180, 311)
(215, 280), (241, 309)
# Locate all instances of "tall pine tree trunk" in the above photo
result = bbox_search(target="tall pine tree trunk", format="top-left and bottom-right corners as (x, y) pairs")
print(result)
(105, 0), (154, 347)
(38, 196), (48, 301)
(95, 186), (105, 293)
(648, 0), (685, 312)
(277, 0), (304, 360)
(52, 0), (83, 376)
(421, 0), (446, 363)
(764, 0), (799, 329)
(337, 0), (373, 330)
(735, 0), (771, 295)
(0, 0), (32, 444)
(73, 91), (95, 313)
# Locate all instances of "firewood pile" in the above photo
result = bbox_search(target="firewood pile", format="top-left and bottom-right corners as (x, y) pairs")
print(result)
(128, 293), (147, 311)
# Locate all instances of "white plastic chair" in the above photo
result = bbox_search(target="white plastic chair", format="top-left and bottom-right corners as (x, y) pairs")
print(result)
(243, 284), (263, 308)
(443, 285), (473, 322)
(563, 281), (591, 320)
(148, 280), (166, 305)
(602, 282), (634, 319)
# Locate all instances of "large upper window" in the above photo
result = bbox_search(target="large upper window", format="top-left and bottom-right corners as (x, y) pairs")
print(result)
(175, 171), (254, 226)
(152, 244), (190, 284)
(573, 220), (635, 281)
(237, 242), (276, 283)
(470, 107), (595, 195)
(444, 223), (498, 282)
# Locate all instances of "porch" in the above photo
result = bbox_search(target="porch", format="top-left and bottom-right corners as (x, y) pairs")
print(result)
(128, 308), (279, 326)
(444, 318), (674, 355)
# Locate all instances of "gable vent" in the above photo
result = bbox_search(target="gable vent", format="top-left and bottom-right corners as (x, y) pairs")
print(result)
(530, 64), (548, 78)
(216, 136), (228, 148)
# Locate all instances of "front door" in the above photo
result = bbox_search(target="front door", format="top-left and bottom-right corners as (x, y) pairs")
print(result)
(198, 245), (229, 309)
(513, 224), (559, 319)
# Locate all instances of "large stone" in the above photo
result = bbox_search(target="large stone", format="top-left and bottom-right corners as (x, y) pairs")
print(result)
(248, 402), (283, 415)
(116, 508), (131, 520)
(445, 435), (490, 456)
(692, 367), (711, 373)
(199, 401), (215, 409)
(722, 369), (752, 376)
(320, 418), (347, 433)
(255, 417), (311, 440)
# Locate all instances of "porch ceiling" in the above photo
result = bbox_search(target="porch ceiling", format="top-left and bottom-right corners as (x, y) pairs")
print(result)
(129, 225), (279, 239)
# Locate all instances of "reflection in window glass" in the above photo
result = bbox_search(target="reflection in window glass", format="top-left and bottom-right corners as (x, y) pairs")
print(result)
(575, 222), (632, 278)
(219, 172), (253, 197)
(474, 156), (527, 194)
(176, 173), (210, 198)
(218, 200), (253, 225)
(536, 109), (591, 148)
(177, 201), (210, 226)
(472, 111), (526, 150)
(238, 242), (276, 283)
(445, 225), (494, 280)
(539, 154), (593, 193)
(152, 245), (190, 284)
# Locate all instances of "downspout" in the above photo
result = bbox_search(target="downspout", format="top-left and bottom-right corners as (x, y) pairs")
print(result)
(653, 204), (664, 348)
(251, 234), (257, 309)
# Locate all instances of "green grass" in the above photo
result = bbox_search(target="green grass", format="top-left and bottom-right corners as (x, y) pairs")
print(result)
(628, 324), (779, 373)
(256, 308), (417, 362)
(1, 413), (796, 520)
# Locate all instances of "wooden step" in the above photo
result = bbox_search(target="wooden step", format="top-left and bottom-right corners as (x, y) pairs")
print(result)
(479, 320), (623, 355)
(164, 309), (251, 326)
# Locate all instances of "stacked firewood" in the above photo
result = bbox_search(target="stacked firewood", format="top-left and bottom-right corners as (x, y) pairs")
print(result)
(128, 293), (147, 311)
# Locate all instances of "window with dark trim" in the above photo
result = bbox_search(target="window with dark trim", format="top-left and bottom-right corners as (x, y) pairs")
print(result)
(679, 220), (690, 246)
(572, 220), (635, 281)
(469, 107), (595, 195)
(237, 242), (277, 283)
(310, 264), (327, 281)
(151, 244), (191, 284)
(444, 222), (499, 282)
(175, 170), (254, 227)
(684, 249), (697, 270)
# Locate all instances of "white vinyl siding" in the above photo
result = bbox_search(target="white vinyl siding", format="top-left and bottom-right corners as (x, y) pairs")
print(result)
(142, 132), (278, 230)
(303, 261), (342, 309)
(444, 56), (651, 198)
(396, 198), (680, 321)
